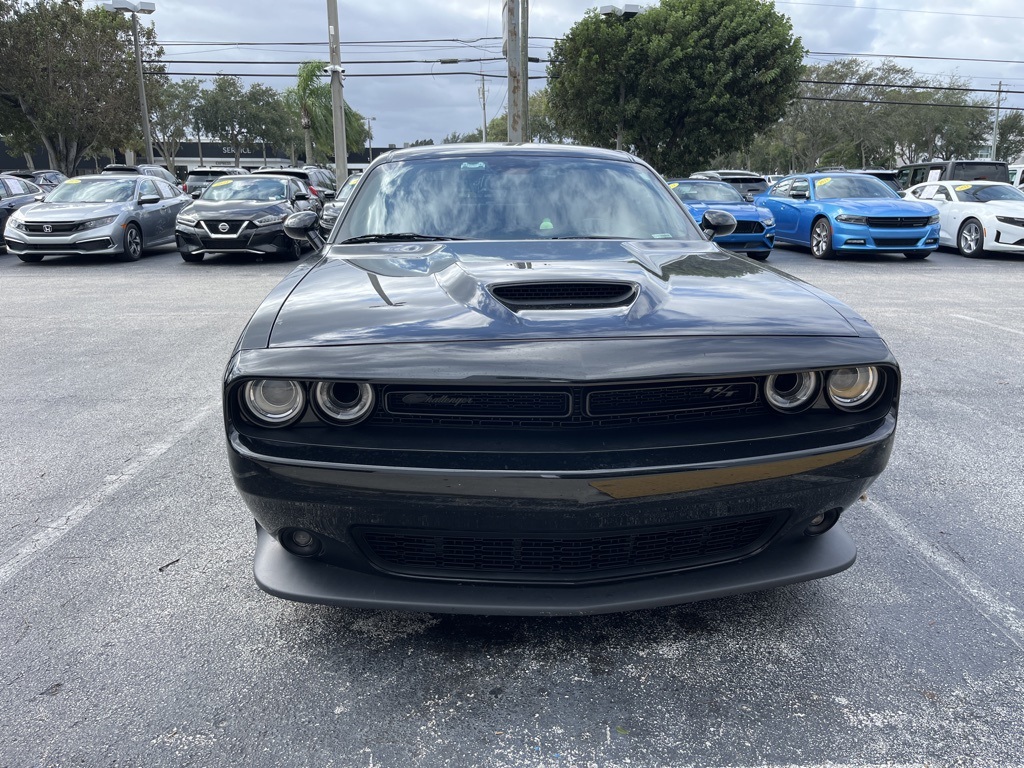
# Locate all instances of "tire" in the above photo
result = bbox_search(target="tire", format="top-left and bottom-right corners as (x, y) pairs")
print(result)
(117, 223), (143, 262)
(286, 237), (303, 261)
(745, 251), (770, 261)
(957, 219), (984, 258)
(810, 217), (835, 259)
(180, 251), (204, 263)
(903, 251), (930, 260)
(16, 252), (44, 263)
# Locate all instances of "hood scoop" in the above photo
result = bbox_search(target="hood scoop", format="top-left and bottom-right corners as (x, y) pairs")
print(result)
(490, 281), (638, 312)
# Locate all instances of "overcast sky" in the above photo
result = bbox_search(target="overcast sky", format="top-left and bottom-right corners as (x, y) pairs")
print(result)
(122, 0), (1024, 148)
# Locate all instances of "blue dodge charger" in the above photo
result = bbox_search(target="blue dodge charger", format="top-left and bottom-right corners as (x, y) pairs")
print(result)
(755, 172), (940, 259)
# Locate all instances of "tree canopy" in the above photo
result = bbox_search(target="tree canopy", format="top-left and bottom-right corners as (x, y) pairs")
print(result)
(0, 0), (161, 174)
(546, 0), (804, 175)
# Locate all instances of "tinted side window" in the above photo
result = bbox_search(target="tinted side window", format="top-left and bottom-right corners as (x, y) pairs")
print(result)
(0, 180), (8, 199)
(770, 179), (791, 197)
(791, 179), (810, 197)
(139, 178), (159, 197)
(154, 180), (178, 198)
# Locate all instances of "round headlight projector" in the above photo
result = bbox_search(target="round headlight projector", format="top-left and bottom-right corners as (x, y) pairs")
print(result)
(826, 366), (881, 411)
(242, 379), (305, 426)
(764, 371), (820, 413)
(312, 381), (374, 425)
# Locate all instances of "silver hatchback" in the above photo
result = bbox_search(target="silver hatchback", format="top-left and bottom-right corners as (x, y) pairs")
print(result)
(3, 175), (189, 262)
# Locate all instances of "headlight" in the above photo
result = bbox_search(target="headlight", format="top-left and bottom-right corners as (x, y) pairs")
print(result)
(7, 214), (27, 231)
(835, 214), (867, 225)
(826, 367), (881, 411)
(764, 371), (820, 413)
(177, 212), (199, 226)
(996, 215), (1024, 227)
(241, 379), (305, 427)
(927, 214), (940, 225)
(312, 381), (374, 425)
(79, 215), (118, 230)
(761, 216), (775, 227)
(254, 213), (286, 227)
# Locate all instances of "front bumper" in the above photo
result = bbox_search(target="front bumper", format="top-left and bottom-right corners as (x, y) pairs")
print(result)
(229, 416), (895, 615)
(176, 222), (293, 256)
(4, 222), (125, 256)
(833, 223), (940, 253)
(718, 225), (775, 255)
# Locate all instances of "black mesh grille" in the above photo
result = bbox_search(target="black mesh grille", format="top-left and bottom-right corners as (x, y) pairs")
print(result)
(873, 238), (920, 247)
(201, 220), (248, 235)
(731, 221), (765, 235)
(491, 282), (636, 310)
(24, 222), (78, 234)
(374, 379), (764, 427)
(865, 217), (930, 228)
(356, 513), (779, 581)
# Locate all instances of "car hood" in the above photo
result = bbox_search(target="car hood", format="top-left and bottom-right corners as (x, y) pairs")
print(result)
(183, 200), (291, 219)
(964, 199), (1024, 215)
(817, 198), (937, 216)
(17, 201), (130, 221)
(683, 201), (768, 220)
(267, 240), (865, 347)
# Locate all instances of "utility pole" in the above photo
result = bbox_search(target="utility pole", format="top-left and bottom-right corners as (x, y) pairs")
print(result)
(479, 75), (488, 142)
(326, 0), (348, 178)
(519, 0), (529, 141)
(505, 0), (523, 142)
(992, 81), (1003, 161)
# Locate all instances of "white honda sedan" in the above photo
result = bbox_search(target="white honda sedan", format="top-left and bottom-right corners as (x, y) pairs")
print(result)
(903, 180), (1024, 257)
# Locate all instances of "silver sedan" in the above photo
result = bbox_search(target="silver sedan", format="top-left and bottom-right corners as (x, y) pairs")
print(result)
(3, 175), (189, 262)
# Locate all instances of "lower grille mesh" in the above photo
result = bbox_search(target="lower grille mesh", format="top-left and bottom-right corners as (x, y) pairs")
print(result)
(356, 513), (779, 581)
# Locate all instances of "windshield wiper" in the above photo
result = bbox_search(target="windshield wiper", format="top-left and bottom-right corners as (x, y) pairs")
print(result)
(340, 232), (466, 244)
(550, 235), (635, 240)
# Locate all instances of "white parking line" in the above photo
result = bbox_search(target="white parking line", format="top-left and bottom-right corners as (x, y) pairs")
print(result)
(951, 314), (1024, 336)
(862, 498), (1024, 651)
(0, 404), (218, 589)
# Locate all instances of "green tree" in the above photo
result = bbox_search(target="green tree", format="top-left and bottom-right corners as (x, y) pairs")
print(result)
(996, 112), (1024, 163)
(547, 0), (803, 175)
(149, 77), (202, 175)
(290, 61), (368, 163)
(486, 88), (567, 143)
(196, 76), (252, 166)
(0, 0), (161, 174)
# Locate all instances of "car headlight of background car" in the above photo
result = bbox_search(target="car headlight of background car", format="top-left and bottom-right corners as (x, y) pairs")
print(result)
(177, 212), (199, 226)
(761, 215), (775, 227)
(7, 213), (27, 231)
(78, 215), (119, 231)
(254, 213), (287, 227)
(927, 214), (940, 225)
(836, 214), (867, 225)
(996, 215), (1024, 227)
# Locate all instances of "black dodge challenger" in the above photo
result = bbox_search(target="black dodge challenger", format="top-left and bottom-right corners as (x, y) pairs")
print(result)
(224, 144), (899, 615)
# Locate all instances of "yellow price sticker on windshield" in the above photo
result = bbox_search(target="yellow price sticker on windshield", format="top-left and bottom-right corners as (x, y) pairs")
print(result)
(66, 178), (81, 184)
(348, 178), (358, 185)
(955, 184), (972, 191)
(212, 179), (233, 187)
(668, 182), (679, 188)
(816, 177), (832, 186)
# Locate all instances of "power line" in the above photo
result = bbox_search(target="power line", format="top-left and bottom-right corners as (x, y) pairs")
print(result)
(154, 71), (547, 79)
(778, 1), (1024, 21)
(799, 95), (1024, 112)
(808, 51), (1024, 67)
(804, 79), (1020, 96)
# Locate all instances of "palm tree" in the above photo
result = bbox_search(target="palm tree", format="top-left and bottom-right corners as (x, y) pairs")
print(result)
(294, 61), (332, 163)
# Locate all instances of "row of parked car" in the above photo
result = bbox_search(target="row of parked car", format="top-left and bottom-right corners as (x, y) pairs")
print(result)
(670, 159), (1024, 261)
(0, 163), (362, 263)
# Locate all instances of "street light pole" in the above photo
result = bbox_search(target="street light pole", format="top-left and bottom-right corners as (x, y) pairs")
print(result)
(104, 0), (156, 165)
(363, 116), (375, 161)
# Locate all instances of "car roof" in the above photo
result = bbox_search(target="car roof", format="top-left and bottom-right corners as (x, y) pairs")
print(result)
(370, 142), (640, 165)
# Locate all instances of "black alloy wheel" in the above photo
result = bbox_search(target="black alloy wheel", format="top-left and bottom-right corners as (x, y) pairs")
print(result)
(117, 223), (143, 262)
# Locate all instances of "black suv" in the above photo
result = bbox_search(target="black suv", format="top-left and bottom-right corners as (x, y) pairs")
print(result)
(689, 170), (769, 201)
(102, 163), (180, 185)
(183, 167), (247, 196)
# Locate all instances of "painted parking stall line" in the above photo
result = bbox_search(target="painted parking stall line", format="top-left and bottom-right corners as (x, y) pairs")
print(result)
(0, 404), (218, 589)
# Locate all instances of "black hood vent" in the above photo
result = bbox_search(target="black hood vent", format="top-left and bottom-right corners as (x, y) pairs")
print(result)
(491, 281), (637, 311)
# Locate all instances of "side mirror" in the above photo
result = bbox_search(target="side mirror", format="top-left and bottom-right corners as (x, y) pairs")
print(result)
(701, 209), (737, 240)
(293, 190), (310, 201)
(790, 190), (809, 200)
(138, 195), (160, 205)
(191, 190), (202, 199)
(322, 189), (336, 200)
(284, 210), (325, 250)
(743, 192), (755, 202)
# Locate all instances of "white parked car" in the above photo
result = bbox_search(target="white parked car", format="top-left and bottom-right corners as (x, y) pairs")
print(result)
(903, 180), (1024, 257)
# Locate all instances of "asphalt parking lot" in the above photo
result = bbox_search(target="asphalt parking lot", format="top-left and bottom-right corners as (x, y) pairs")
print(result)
(1, 242), (1022, 767)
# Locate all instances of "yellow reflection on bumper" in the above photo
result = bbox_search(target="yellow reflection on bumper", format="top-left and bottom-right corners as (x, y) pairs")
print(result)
(590, 447), (868, 499)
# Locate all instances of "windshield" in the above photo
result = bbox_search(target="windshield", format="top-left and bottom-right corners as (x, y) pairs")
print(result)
(47, 178), (136, 203)
(337, 154), (701, 241)
(814, 175), (898, 200)
(954, 183), (1024, 203)
(671, 180), (745, 203)
(200, 177), (289, 202)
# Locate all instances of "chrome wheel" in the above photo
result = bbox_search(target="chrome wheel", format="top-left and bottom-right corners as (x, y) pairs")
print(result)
(810, 218), (835, 259)
(958, 220), (983, 257)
